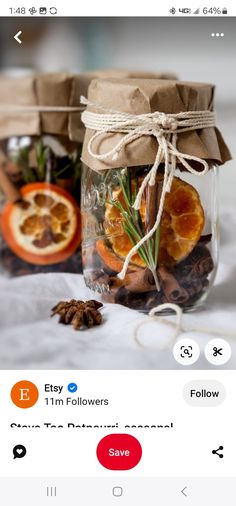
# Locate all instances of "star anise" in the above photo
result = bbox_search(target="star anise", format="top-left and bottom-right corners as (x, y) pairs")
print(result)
(51, 299), (103, 330)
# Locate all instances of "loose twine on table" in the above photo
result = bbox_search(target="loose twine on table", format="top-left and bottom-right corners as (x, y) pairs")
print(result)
(81, 95), (215, 287)
(133, 303), (236, 350)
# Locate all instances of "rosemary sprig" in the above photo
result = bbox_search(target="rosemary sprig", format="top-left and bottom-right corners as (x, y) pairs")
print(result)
(11, 146), (37, 183)
(123, 224), (149, 265)
(109, 168), (161, 289)
(35, 141), (46, 180)
(54, 164), (71, 178)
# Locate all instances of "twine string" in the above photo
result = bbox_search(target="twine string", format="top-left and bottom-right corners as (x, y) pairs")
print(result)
(134, 303), (184, 349)
(134, 303), (236, 350)
(0, 105), (85, 113)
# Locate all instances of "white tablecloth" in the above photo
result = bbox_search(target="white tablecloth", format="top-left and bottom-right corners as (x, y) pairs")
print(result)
(0, 207), (235, 370)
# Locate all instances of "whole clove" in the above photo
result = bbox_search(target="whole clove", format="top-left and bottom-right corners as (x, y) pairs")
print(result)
(174, 244), (214, 281)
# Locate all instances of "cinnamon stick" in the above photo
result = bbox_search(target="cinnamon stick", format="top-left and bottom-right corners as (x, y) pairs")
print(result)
(157, 265), (189, 304)
(145, 172), (162, 232)
(0, 164), (21, 203)
(125, 268), (156, 293)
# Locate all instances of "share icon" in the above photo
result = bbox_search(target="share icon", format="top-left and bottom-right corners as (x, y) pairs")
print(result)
(212, 446), (224, 459)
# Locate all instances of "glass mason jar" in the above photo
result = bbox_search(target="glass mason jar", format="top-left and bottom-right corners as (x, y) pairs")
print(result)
(81, 163), (219, 312)
(0, 135), (82, 276)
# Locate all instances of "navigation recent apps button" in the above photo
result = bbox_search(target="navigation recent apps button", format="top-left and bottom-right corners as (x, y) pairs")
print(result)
(97, 434), (142, 470)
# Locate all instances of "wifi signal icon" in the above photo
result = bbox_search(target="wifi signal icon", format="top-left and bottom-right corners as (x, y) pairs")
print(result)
(194, 8), (200, 14)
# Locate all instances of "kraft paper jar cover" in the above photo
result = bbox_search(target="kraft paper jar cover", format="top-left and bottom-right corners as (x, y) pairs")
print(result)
(0, 73), (93, 142)
(81, 78), (231, 171)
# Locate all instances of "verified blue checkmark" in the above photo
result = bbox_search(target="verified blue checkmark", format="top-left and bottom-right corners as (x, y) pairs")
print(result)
(67, 383), (78, 393)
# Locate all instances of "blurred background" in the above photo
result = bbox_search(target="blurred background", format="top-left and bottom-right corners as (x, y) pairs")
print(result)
(0, 17), (235, 205)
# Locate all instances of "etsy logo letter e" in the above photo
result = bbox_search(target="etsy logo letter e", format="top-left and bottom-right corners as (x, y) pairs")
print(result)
(11, 381), (39, 408)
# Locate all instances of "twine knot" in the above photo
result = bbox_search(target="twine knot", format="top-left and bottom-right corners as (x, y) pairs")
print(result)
(161, 116), (178, 130)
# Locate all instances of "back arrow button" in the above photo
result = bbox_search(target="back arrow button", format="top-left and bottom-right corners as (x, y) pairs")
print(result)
(14, 31), (22, 44)
(181, 486), (188, 497)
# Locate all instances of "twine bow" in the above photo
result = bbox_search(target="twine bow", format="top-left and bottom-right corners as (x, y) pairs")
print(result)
(81, 96), (216, 281)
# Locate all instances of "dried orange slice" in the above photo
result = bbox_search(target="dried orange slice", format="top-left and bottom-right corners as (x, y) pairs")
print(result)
(104, 187), (145, 268)
(99, 176), (204, 269)
(96, 239), (128, 272)
(96, 239), (139, 273)
(159, 177), (205, 264)
(1, 182), (81, 265)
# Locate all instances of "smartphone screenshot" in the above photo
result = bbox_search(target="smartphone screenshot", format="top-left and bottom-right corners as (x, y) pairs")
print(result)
(0, 1), (235, 504)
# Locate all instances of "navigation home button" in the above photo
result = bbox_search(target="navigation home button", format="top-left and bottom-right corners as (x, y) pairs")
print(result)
(112, 486), (123, 497)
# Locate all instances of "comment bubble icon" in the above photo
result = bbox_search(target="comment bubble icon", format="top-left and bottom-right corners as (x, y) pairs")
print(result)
(13, 444), (27, 460)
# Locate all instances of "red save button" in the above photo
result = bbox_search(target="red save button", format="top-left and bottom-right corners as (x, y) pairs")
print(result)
(96, 434), (142, 470)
